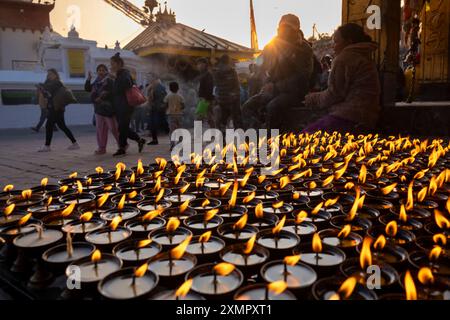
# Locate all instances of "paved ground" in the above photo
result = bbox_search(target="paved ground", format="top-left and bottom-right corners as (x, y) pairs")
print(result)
(0, 125), (171, 189)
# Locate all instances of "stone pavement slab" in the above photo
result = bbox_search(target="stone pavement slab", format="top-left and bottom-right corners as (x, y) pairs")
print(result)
(0, 125), (171, 189)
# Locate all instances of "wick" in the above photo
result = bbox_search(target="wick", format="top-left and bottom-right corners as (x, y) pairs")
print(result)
(169, 254), (174, 276)
(108, 230), (112, 243)
(131, 275), (136, 287)
(66, 232), (73, 258)
(201, 241), (205, 255)
(283, 262), (288, 282)
(168, 233), (173, 244)
(36, 225), (44, 239)
(265, 286), (269, 300)
(244, 254), (248, 267)
(274, 235), (279, 249)
(135, 248), (140, 260)
(213, 271), (218, 294)
(81, 221), (86, 234)
(178, 192), (181, 203)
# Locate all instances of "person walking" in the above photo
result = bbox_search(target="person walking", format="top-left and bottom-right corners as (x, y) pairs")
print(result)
(37, 69), (79, 152)
(110, 53), (146, 156)
(31, 89), (49, 133)
(195, 58), (215, 128)
(147, 78), (167, 146)
(85, 64), (120, 155)
(164, 82), (185, 150)
(212, 54), (243, 132)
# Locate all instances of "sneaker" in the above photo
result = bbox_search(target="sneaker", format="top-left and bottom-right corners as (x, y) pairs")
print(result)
(38, 146), (51, 152)
(68, 142), (80, 150)
(31, 127), (39, 133)
(147, 140), (159, 146)
(94, 150), (106, 155)
(113, 149), (126, 157)
(138, 139), (146, 153)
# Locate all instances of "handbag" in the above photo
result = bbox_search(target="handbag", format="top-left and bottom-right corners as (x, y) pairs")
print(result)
(126, 85), (147, 107)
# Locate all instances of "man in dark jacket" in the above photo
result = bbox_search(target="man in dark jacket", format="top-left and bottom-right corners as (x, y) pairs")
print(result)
(212, 54), (243, 132)
(147, 78), (167, 145)
(242, 14), (314, 131)
(196, 58), (215, 128)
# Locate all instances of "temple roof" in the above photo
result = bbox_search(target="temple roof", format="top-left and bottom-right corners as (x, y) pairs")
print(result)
(0, 0), (54, 32)
(124, 22), (256, 60)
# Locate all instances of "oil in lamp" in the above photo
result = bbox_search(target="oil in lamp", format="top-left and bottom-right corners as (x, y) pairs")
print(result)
(59, 181), (96, 207)
(234, 280), (296, 300)
(147, 235), (197, 287)
(312, 276), (377, 300)
(137, 188), (172, 212)
(150, 278), (205, 300)
(98, 262), (159, 300)
(416, 233), (448, 256)
(409, 245), (450, 278)
(125, 208), (166, 236)
(217, 214), (259, 244)
(149, 217), (193, 249)
(0, 204), (27, 228)
(85, 216), (132, 249)
(380, 204), (423, 233)
(162, 200), (196, 221)
(318, 225), (363, 256)
(0, 213), (42, 241)
(101, 194), (140, 222)
(42, 202), (77, 228)
(256, 216), (300, 258)
(340, 237), (400, 291)
(289, 191), (309, 210)
(186, 231), (225, 263)
(249, 202), (279, 227)
(31, 177), (61, 196)
(380, 269), (418, 300)
(220, 235), (269, 276)
(29, 195), (66, 220)
(66, 249), (122, 287)
(62, 210), (105, 238)
(410, 267), (450, 300)
(369, 220), (416, 248)
(188, 197), (221, 214)
(283, 210), (317, 240)
(7, 189), (44, 208)
(187, 262), (244, 298)
(111, 190), (144, 207)
(0, 184), (16, 203)
(398, 182), (433, 220)
(424, 209), (450, 238)
(183, 209), (224, 235)
(87, 166), (114, 184)
(293, 233), (346, 276)
(113, 239), (161, 266)
(260, 255), (318, 296)
(364, 234), (409, 268)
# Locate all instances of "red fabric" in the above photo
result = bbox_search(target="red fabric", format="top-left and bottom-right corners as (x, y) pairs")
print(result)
(126, 85), (147, 107)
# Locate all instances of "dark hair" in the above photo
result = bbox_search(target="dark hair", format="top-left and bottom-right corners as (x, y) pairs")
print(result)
(197, 58), (208, 65)
(47, 68), (60, 80)
(336, 23), (372, 44)
(96, 64), (108, 72)
(110, 52), (124, 67)
(169, 82), (179, 93)
(218, 54), (231, 65)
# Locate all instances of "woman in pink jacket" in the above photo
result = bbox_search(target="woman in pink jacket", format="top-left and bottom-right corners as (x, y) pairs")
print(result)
(304, 23), (381, 133)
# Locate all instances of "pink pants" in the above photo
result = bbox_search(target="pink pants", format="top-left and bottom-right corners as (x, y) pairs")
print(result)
(95, 114), (120, 152)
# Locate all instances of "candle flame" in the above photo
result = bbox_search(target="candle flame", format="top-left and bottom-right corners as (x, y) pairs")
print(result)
(373, 235), (387, 250)
(258, 175), (267, 184)
(134, 263), (148, 278)
(268, 281), (288, 295)
(243, 192), (255, 204)
(284, 255), (301, 266)
(434, 209), (450, 229)
(219, 182), (233, 196)
(129, 173), (136, 185)
(86, 178), (92, 186)
(312, 233), (322, 253)
(3, 185), (14, 192)
(61, 203), (76, 217)
(95, 166), (104, 174)
(418, 267), (434, 285)
(110, 216), (122, 231)
(344, 182), (355, 190)
(233, 214), (248, 230)
(213, 262), (235, 276)
(322, 175), (334, 187)
(312, 202), (323, 215)
(166, 217), (180, 232)
(128, 191), (138, 199)
(338, 225), (352, 238)
(142, 208), (163, 222)
(103, 185), (112, 192)
(18, 213), (32, 226)
(360, 237), (373, 269)
(97, 193), (109, 208)
(273, 201), (284, 210)
(114, 167), (122, 181)
(175, 279), (193, 298)
(60, 185), (69, 194)
(3, 204), (15, 216)
(433, 233), (447, 246)
(279, 176), (290, 189)
(199, 231), (212, 243)
(324, 197), (339, 208)
(69, 172), (78, 179)
(429, 246), (442, 261)
(91, 249), (101, 263)
(21, 189), (32, 200)
(41, 177), (48, 187)
(204, 209), (218, 222)
(292, 192), (300, 200)
(228, 181), (238, 208)
(179, 183), (190, 195)
(170, 235), (192, 259)
(385, 221), (398, 237)
(79, 212), (93, 223)
(417, 187), (427, 203)
(137, 239), (152, 248)
(255, 203), (264, 218)
(137, 159), (144, 176)
(295, 211), (308, 224)
(179, 200), (189, 214)
(272, 215), (286, 235)
(381, 183), (397, 195)
(240, 171), (252, 188)
(155, 188), (165, 203)
(404, 270), (417, 300)
(243, 234), (256, 254)
(201, 199), (210, 208)
(406, 182), (414, 211)
(76, 180), (83, 195)
(399, 205), (408, 223)
(117, 194), (126, 210)
(308, 181), (317, 189)
(156, 158), (167, 170)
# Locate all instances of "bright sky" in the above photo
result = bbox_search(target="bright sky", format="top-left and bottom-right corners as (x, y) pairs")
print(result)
(51, 0), (342, 48)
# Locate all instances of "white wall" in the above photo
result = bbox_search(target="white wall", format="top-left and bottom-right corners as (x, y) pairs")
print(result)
(0, 104), (94, 129)
(0, 29), (41, 70)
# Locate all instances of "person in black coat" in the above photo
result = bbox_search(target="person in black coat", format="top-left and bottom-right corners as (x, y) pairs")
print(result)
(196, 58), (215, 127)
(110, 53), (146, 156)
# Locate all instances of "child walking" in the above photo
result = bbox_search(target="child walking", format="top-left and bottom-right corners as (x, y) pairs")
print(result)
(164, 82), (185, 150)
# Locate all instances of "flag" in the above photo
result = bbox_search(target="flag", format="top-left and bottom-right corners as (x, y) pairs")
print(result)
(250, 0), (259, 50)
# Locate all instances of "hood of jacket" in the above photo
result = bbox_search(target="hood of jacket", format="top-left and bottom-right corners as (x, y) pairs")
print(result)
(339, 42), (378, 58)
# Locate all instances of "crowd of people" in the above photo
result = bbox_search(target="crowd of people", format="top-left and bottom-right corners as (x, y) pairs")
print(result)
(32, 14), (381, 156)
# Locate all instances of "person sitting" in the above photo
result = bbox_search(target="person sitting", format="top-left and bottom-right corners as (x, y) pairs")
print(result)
(242, 14), (314, 131)
(304, 23), (381, 134)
